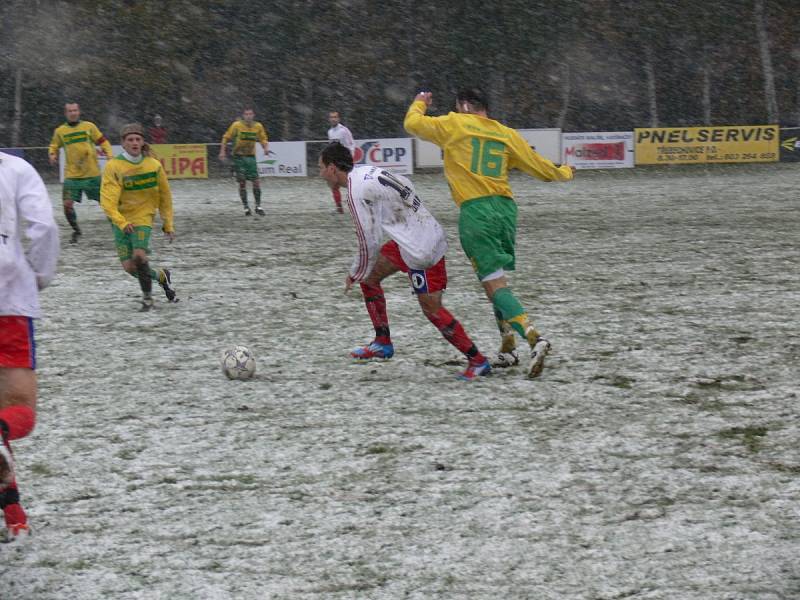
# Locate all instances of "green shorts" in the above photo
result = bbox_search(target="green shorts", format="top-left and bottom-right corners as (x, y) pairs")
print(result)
(112, 224), (152, 262)
(232, 155), (258, 181)
(458, 195), (518, 280)
(63, 176), (101, 202)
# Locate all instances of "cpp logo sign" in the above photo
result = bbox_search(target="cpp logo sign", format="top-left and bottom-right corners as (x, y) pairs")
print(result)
(353, 140), (409, 166)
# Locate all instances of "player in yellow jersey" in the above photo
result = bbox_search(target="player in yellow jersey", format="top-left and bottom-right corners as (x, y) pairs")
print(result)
(219, 108), (269, 216)
(404, 88), (575, 379)
(100, 124), (178, 311)
(48, 102), (113, 244)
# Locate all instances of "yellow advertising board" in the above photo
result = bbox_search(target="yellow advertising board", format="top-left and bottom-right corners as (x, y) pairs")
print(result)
(150, 144), (208, 178)
(634, 125), (779, 165)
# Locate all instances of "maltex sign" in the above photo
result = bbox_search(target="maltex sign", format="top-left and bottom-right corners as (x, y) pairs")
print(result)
(634, 125), (779, 165)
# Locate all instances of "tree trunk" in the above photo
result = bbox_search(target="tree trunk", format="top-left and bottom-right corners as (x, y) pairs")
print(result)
(556, 62), (571, 130)
(644, 45), (658, 127)
(754, 0), (779, 123)
(301, 77), (313, 141)
(280, 87), (290, 140)
(701, 47), (712, 125)
(12, 67), (22, 147)
(797, 46), (800, 125)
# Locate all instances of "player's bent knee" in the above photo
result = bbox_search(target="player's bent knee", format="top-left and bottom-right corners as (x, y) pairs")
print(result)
(0, 369), (38, 410)
(417, 292), (443, 317)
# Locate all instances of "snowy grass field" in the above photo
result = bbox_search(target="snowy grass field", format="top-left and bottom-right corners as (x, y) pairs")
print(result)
(3, 164), (799, 599)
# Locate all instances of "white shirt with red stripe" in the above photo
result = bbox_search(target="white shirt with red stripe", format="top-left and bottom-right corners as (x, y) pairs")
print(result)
(346, 166), (447, 282)
(0, 152), (60, 318)
(327, 123), (355, 153)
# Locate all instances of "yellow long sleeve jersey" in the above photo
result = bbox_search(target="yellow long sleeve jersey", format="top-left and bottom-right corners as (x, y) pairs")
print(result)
(48, 120), (113, 179)
(100, 154), (174, 232)
(404, 100), (573, 206)
(221, 120), (268, 156)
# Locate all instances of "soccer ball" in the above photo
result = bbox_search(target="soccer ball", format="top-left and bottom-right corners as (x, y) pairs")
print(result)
(220, 345), (256, 380)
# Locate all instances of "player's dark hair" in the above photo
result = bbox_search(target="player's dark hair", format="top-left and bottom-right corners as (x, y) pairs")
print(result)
(320, 142), (353, 173)
(456, 87), (489, 112)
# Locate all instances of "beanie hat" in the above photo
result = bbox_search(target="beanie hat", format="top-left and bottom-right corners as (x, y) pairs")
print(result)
(120, 123), (145, 140)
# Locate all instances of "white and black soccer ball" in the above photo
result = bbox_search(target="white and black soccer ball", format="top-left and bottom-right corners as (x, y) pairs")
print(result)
(220, 345), (256, 380)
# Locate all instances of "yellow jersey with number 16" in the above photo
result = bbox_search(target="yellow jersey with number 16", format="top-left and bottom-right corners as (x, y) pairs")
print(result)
(404, 100), (573, 207)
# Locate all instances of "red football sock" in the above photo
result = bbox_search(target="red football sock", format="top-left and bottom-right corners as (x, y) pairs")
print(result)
(0, 405), (36, 441)
(427, 308), (485, 363)
(360, 283), (391, 345)
(3, 500), (27, 527)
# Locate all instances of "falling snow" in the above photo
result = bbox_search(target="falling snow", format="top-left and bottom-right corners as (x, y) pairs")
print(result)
(3, 164), (799, 600)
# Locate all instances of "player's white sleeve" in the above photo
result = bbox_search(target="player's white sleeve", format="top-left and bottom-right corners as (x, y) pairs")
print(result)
(18, 160), (59, 289)
(342, 126), (355, 153)
(346, 174), (382, 282)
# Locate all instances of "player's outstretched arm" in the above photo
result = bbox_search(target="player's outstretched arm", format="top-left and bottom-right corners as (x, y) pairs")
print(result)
(508, 131), (575, 182)
(403, 93), (447, 146)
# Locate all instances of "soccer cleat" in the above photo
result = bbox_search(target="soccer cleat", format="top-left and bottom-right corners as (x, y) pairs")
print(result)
(244, 207), (252, 216)
(139, 296), (155, 312)
(492, 350), (520, 368)
(70, 230), (81, 244)
(0, 445), (14, 491)
(527, 337), (551, 379)
(336, 205), (344, 214)
(255, 206), (265, 216)
(159, 269), (178, 302)
(458, 359), (492, 381)
(351, 341), (394, 360)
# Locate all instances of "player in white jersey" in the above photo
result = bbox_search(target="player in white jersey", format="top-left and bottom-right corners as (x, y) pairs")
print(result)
(318, 142), (490, 380)
(0, 151), (60, 541)
(325, 111), (355, 213)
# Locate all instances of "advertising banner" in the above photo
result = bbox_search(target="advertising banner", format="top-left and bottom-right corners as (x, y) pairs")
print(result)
(635, 125), (779, 164)
(151, 144), (208, 179)
(779, 127), (800, 162)
(414, 139), (443, 168)
(60, 144), (209, 180)
(353, 138), (413, 174)
(517, 129), (562, 163)
(255, 141), (307, 177)
(562, 132), (634, 169)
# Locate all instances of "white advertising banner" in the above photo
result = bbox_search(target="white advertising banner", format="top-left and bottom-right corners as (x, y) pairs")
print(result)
(413, 129), (562, 168)
(353, 138), (413, 174)
(255, 141), (307, 177)
(517, 129), (562, 163)
(414, 139), (444, 168)
(562, 131), (634, 169)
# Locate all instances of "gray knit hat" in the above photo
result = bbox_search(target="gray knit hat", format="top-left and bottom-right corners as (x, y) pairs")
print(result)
(120, 122), (145, 140)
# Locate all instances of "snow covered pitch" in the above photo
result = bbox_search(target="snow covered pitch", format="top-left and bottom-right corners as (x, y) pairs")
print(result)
(5, 164), (799, 599)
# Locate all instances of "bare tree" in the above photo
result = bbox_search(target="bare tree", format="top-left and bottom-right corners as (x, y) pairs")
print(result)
(701, 45), (712, 125)
(644, 44), (659, 127)
(556, 62), (571, 130)
(754, 0), (779, 122)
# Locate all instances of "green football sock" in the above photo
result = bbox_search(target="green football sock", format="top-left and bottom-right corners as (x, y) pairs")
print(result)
(492, 287), (529, 338)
